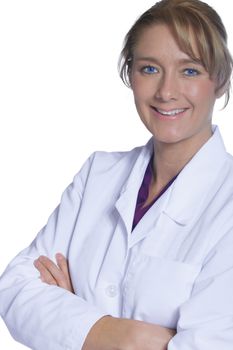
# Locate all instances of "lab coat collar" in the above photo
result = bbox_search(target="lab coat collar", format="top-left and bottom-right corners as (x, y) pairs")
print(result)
(115, 126), (229, 235)
(163, 126), (229, 225)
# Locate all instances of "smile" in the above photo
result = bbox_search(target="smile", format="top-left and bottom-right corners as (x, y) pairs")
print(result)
(156, 108), (186, 116)
(151, 106), (188, 120)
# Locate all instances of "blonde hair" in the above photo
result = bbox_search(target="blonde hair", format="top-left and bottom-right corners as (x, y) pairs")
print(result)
(119, 0), (233, 107)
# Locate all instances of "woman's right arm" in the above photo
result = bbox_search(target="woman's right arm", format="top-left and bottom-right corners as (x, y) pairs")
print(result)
(0, 154), (107, 350)
(0, 149), (176, 350)
(35, 253), (176, 350)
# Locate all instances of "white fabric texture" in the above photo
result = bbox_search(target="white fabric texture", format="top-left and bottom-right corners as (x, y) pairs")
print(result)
(1, 126), (233, 349)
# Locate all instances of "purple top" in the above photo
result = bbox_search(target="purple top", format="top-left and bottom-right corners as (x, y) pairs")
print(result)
(132, 156), (178, 231)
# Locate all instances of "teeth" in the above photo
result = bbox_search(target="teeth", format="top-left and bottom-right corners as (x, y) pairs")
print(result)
(156, 108), (185, 116)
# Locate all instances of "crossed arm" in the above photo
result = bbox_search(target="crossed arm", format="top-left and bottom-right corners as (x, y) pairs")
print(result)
(34, 254), (176, 350)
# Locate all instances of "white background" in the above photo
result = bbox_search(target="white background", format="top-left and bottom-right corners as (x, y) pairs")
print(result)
(0, 1), (233, 348)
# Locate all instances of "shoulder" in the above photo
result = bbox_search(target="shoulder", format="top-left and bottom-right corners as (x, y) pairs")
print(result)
(87, 140), (152, 172)
(72, 139), (153, 186)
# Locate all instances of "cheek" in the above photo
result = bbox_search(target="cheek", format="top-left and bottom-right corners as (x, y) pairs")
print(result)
(132, 87), (146, 104)
(131, 78), (153, 103)
(184, 81), (216, 103)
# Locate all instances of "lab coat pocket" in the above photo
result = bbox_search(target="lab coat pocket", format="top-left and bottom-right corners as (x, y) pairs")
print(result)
(128, 254), (201, 328)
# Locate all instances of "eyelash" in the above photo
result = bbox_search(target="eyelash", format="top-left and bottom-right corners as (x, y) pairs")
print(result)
(183, 68), (200, 76)
(141, 65), (158, 74)
(140, 65), (200, 76)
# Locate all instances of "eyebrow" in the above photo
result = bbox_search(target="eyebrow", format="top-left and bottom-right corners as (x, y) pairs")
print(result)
(134, 56), (203, 66)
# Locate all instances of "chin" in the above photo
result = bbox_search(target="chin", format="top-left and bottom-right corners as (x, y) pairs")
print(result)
(152, 130), (184, 145)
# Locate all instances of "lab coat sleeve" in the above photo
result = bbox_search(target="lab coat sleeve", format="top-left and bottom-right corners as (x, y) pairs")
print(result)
(168, 229), (233, 350)
(0, 153), (106, 350)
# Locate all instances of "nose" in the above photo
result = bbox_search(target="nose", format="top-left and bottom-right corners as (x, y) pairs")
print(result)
(155, 72), (179, 102)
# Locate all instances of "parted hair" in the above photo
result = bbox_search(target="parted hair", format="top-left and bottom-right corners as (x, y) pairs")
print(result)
(119, 0), (233, 107)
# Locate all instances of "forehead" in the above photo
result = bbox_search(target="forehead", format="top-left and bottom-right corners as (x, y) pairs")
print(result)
(133, 24), (200, 62)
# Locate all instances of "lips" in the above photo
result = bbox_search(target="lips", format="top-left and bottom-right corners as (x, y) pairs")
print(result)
(151, 106), (188, 119)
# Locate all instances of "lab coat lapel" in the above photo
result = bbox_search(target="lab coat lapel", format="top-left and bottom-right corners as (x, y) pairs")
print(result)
(129, 186), (172, 247)
(141, 127), (230, 258)
(131, 127), (229, 255)
(116, 127), (229, 248)
(163, 126), (229, 225)
(115, 139), (153, 237)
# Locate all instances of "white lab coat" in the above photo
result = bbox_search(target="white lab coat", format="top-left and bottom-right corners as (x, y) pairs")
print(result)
(1, 126), (233, 350)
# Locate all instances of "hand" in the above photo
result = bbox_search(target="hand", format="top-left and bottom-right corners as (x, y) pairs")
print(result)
(82, 316), (176, 350)
(34, 253), (74, 293)
(34, 255), (176, 350)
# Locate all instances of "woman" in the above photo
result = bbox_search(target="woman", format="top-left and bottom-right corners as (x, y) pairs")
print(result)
(1, 0), (233, 349)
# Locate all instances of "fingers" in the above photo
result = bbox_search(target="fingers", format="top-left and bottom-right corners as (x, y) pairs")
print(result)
(56, 253), (74, 293)
(34, 255), (67, 289)
(55, 253), (69, 277)
(34, 258), (58, 286)
(34, 254), (74, 293)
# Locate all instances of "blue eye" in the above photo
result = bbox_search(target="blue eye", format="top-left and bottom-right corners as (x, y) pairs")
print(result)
(142, 66), (158, 74)
(184, 68), (199, 76)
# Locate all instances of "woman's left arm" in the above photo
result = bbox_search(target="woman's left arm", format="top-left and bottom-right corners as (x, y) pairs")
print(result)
(36, 225), (233, 350)
(35, 254), (176, 350)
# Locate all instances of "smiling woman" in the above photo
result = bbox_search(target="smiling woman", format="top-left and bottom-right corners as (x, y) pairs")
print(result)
(1, 1), (233, 350)
(130, 25), (218, 154)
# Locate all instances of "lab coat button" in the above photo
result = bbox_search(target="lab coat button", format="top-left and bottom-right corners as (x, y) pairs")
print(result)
(105, 284), (118, 297)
